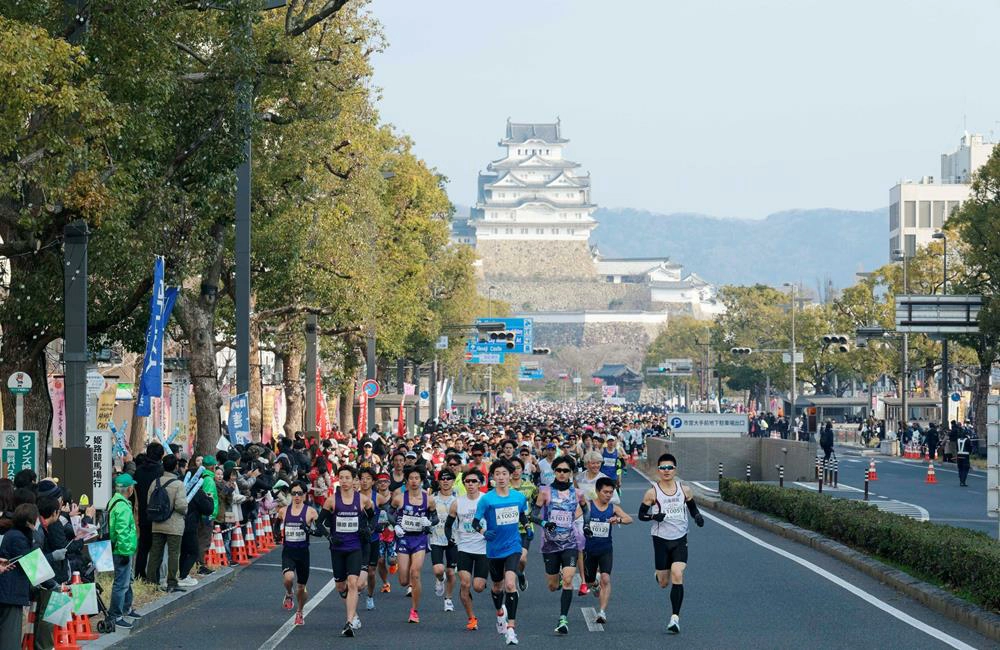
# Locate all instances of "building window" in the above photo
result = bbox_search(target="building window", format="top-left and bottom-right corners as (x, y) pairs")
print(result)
(904, 201), (916, 228)
(499, 192), (505, 198)
(520, 228), (528, 234)
(553, 228), (560, 235)
(890, 235), (899, 257)
(932, 201), (945, 227)
(918, 201), (931, 228)
(904, 234), (916, 258)
(889, 202), (899, 231)
(947, 201), (961, 218)
(576, 213), (582, 219)
(568, 229), (575, 235)
(504, 227), (513, 234)
(492, 228), (498, 235)
(545, 149), (550, 154)
(560, 212), (567, 219)
(536, 228), (544, 235)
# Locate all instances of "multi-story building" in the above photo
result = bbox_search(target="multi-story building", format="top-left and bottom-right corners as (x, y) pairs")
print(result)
(888, 133), (994, 257)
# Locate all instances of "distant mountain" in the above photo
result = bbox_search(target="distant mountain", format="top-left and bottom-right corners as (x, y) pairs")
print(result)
(590, 207), (889, 290)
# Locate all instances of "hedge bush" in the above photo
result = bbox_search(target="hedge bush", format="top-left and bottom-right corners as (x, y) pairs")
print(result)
(720, 478), (1000, 612)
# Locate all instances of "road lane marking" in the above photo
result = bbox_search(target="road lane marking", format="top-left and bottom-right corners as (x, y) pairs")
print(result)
(691, 481), (719, 493)
(580, 606), (605, 632)
(886, 460), (985, 479)
(257, 563), (334, 573)
(634, 468), (977, 649)
(258, 576), (340, 650)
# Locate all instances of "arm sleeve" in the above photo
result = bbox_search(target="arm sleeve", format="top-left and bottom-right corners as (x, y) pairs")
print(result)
(685, 498), (701, 517)
(427, 508), (440, 527)
(384, 504), (398, 525)
(638, 502), (653, 521)
(529, 502), (545, 525)
(444, 515), (456, 541)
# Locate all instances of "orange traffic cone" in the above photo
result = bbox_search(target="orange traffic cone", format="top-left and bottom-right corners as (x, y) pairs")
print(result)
(212, 525), (230, 566)
(21, 597), (37, 650)
(925, 462), (937, 484)
(255, 515), (270, 551)
(867, 459), (878, 481)
(245, 523), (260, 558)
(264, 515), (276, 547)
(231, 524), (250, 565)
(69, 572), (98, 641)
(53, 586), (81, 650)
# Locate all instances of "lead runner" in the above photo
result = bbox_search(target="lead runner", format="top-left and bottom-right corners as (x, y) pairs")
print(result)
(638, 452), (704, 634)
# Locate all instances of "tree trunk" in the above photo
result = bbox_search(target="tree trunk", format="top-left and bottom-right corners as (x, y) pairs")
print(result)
(128, 355), (147, 453)
(340, 382), (354, 435)
(973, 355), (991, 439)
(282, 339), (304, 437)
(0, 339), (52, 470)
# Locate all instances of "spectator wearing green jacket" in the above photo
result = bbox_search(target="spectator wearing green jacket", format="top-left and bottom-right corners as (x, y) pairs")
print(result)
(108, 473), (141, 628)
(196, 456), (220, 575)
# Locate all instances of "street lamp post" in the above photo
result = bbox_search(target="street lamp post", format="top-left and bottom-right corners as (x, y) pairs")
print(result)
(892, 249), (910, 430)
(487, 285), (497, 416)
(782, 283), (798, 420)
(933, 232), (949, 428)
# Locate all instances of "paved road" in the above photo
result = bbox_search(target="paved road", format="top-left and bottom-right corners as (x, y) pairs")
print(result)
(118, 470), (995, 649)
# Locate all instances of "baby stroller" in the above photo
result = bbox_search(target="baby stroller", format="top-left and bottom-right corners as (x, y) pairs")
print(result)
(80, 561), (116, 634)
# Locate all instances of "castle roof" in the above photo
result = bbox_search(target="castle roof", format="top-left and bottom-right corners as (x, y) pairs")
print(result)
(501, 120), (568, 145)
(484, 171), (590, 190)
(474, 197), (596, 212)
(489, 154), (580, 171)
(593, 257), (681, 276)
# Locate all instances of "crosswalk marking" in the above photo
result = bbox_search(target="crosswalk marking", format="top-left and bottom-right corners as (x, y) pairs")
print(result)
(580, 606), (605, 632)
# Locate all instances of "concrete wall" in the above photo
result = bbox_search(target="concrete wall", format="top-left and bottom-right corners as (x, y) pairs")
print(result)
(643, 436), (818, 482)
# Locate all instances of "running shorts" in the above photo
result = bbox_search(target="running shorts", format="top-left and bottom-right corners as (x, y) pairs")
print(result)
(652, 535), (688, 571)
(488, 553), (521, 583)
(542, 549), (578, 575)
(359, 539), (375, 568)
(430, 543), (458, 569)
(330, 548), (363, 582)
(457, 551), (489, 580)
(583, 550), (613, 582)
(281, 546), (310, 585)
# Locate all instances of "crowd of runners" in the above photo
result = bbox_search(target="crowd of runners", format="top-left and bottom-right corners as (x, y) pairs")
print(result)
(272, 404), (704, 645)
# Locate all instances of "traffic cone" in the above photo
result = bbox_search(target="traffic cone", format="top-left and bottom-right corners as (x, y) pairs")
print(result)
(212, 525), (230, 567)
(231, 523), (251, 565)
(21, 598), (37, 650)
(245, 522), (260, 558)
(867, 459), (878, 481)
(53, 586), (81, 650)
(264, 515), (277, 547)
(69, 572), (99, 641)
(256, 515), (271, 551)
(925, 462), (938, 484)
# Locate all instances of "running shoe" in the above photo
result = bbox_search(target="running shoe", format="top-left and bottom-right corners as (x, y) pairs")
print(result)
(406, 586), (412, 597)
(339, 589), (347, 599)
(381, 583), (391, 594)
(351, 614), (362, 630)
(294, 612), (304, 626)
(282, 594), (293, 610)
(435, 579), (445, 597)
(555, 615), (569, 634)
(505, 628), (519, 645)
(389, 563), (398, 575)
(667, 614), (680, 634)
(443, 598), (454, 612)
(341, 622), (354, 637)
(466, 616), (479, 630)
(496, 604), (508, 634)
(517, 572), (527, 592)
(578, 583), (589, 596)
(595, 609), (607, 624)
(408, 608), (420, 624)
(366, 596), (376, 610)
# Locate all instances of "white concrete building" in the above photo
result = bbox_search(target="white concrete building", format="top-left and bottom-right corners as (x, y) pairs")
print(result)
(889, 133), (995, 257)
(469, 119), (597, 242)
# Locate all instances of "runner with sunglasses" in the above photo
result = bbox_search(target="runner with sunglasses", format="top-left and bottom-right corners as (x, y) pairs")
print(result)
(276, 480), (318, 625)
(430, 470), (458, 612)
(445, 469), (489, 631)
(638, 453), (704, 634)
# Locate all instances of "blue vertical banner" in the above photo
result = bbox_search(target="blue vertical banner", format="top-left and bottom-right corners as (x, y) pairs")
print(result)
(228, 392), (250, 445)
(136, 257), (179, 417)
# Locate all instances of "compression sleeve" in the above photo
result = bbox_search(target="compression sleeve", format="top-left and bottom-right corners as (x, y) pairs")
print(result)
(385, 505), (398, 525)
(686, 499), (701, 517)
(529, 502), (545, 525)
(472, 517), (484, 533)
(638, 502), (653, 521)
(427, 508), (440, 527)
(445, 515), (456, 540)
(316, 507), (332, 530)
(519, 511), (530, 526)
(581, 501), (592, 527)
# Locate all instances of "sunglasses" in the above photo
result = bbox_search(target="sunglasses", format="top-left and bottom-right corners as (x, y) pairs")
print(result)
(658, 465), (676, 471)
(472, 453), (483, 457)
(554, 467), (572, 473)
(291, 491), (304, 496)
(448, 463), (460, 467)
(463, 479), (480, 484)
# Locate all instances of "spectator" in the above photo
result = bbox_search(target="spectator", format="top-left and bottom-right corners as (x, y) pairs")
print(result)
(0, 504), (38, 648)
(820, 421), (834, 460)
(134, 441), (165, 581)
(108, 473), (140, 629)
(925, 423), (940, 461)
(179, 471), (213, 586)
(196, 456), (219, 575)
(146, 454), (187, 592)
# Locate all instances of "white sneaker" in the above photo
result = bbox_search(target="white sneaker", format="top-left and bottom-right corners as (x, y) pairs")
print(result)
(443, 598), (454, 612)
(366, 596), (375, 611)
(177, 577), (198, 588)
(435, 579), (445, 597)
(595, 609), (607, 624)
(350, 614), (361, 630)
(667, 614), (680, 634)
(505, 628), (519, 645)
(406, 586), (412, 596)
(496, 604), (508, 634)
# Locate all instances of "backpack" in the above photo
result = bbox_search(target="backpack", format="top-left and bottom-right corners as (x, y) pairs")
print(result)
(98, 498), (128, 541)
(147, 478), (179, 523)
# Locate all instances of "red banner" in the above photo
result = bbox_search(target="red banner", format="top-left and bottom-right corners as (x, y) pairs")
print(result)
(397, 398), (406, 438)
(357, 391), (367, 440)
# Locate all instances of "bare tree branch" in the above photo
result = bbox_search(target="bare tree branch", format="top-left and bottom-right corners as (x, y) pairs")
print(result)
(286, 0), (350, 37)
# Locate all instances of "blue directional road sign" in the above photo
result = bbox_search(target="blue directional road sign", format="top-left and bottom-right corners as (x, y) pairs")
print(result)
(475, 317), (533, 354)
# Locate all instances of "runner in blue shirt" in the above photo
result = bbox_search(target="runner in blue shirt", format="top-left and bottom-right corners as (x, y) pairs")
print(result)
(473, 458), (530, 646)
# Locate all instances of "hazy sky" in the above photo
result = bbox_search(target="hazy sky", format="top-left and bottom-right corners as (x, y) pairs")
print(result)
(369, 0), (1000, 219)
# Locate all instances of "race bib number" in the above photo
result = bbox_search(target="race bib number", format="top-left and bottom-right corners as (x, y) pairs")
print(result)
(495, 505), (519, 526)
(335, 516), (359, 534)
(462, 521), (475, 533)
(590, 521), (610, 538)
(550, 509), (574, 528)
(284, 525), (306, 542)
(603, 457), (616, 467)
(664, 502), (685, 519)
(402, 514), (423, 532)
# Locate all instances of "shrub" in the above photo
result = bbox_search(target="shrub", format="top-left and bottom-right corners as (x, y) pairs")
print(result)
(720, 478), (1000, 612)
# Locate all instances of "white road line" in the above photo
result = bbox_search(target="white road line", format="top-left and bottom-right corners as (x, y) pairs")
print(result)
(691, 481), (719, 493)
(793, 482), (865, 494)
(886, 460), (985, 479)
(633, 468), (977, 650)
(580, 606), (605, 632)
(257, 563), (334, 573)
(258, 576), (340, 650)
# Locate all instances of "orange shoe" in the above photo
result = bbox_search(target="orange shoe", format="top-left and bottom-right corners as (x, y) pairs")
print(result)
(389, 563), (398, 575)
(466, 616), (478, 631)
(381, 583), (391, 594)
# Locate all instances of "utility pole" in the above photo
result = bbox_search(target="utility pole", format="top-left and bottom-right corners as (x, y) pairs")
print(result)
(893, 249), (910, 429)
(304, 314), (317, 433)
(487, 285), (496, 416)
(933, 232), (949, 427)
(783, 283), (798, 419)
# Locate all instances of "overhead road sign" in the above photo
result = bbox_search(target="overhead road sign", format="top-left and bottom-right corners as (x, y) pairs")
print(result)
(475, 318), (533, 354)
(895, 294), (982, 334)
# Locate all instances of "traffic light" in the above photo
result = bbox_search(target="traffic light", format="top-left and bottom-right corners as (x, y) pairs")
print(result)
(531, 347), (551, 355)
(489, 330), (516, 349)
(822, 334), (850, 353)
(730, 347), (753, 355)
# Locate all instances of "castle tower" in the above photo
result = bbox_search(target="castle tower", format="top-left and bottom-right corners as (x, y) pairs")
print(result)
(471, 119), (597, 278)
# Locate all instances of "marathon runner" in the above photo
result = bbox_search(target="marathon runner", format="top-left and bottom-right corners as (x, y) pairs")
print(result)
(638, 452), (704, 634)
(430, 470), (458, 612)
(473, 458), (530, 646)
(357, 467), (379, 611)
(389, 466), (438, 623)
(508, 455), (537, 592)
(318, 465), (375, 637)
(583, 476), (632, 624)
(446, 468), (489, 631)
(276, 480), (318, 626)
(373, 472), (398, 592)
(533, 454), (585, 635)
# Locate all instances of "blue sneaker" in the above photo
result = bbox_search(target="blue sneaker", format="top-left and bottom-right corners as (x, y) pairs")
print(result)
(114, 617), (133, 629)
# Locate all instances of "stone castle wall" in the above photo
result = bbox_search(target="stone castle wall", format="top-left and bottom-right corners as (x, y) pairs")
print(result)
(477, 239), (595, 279)
(487, 280), (650, 312)
(527, 321), (663, 381)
